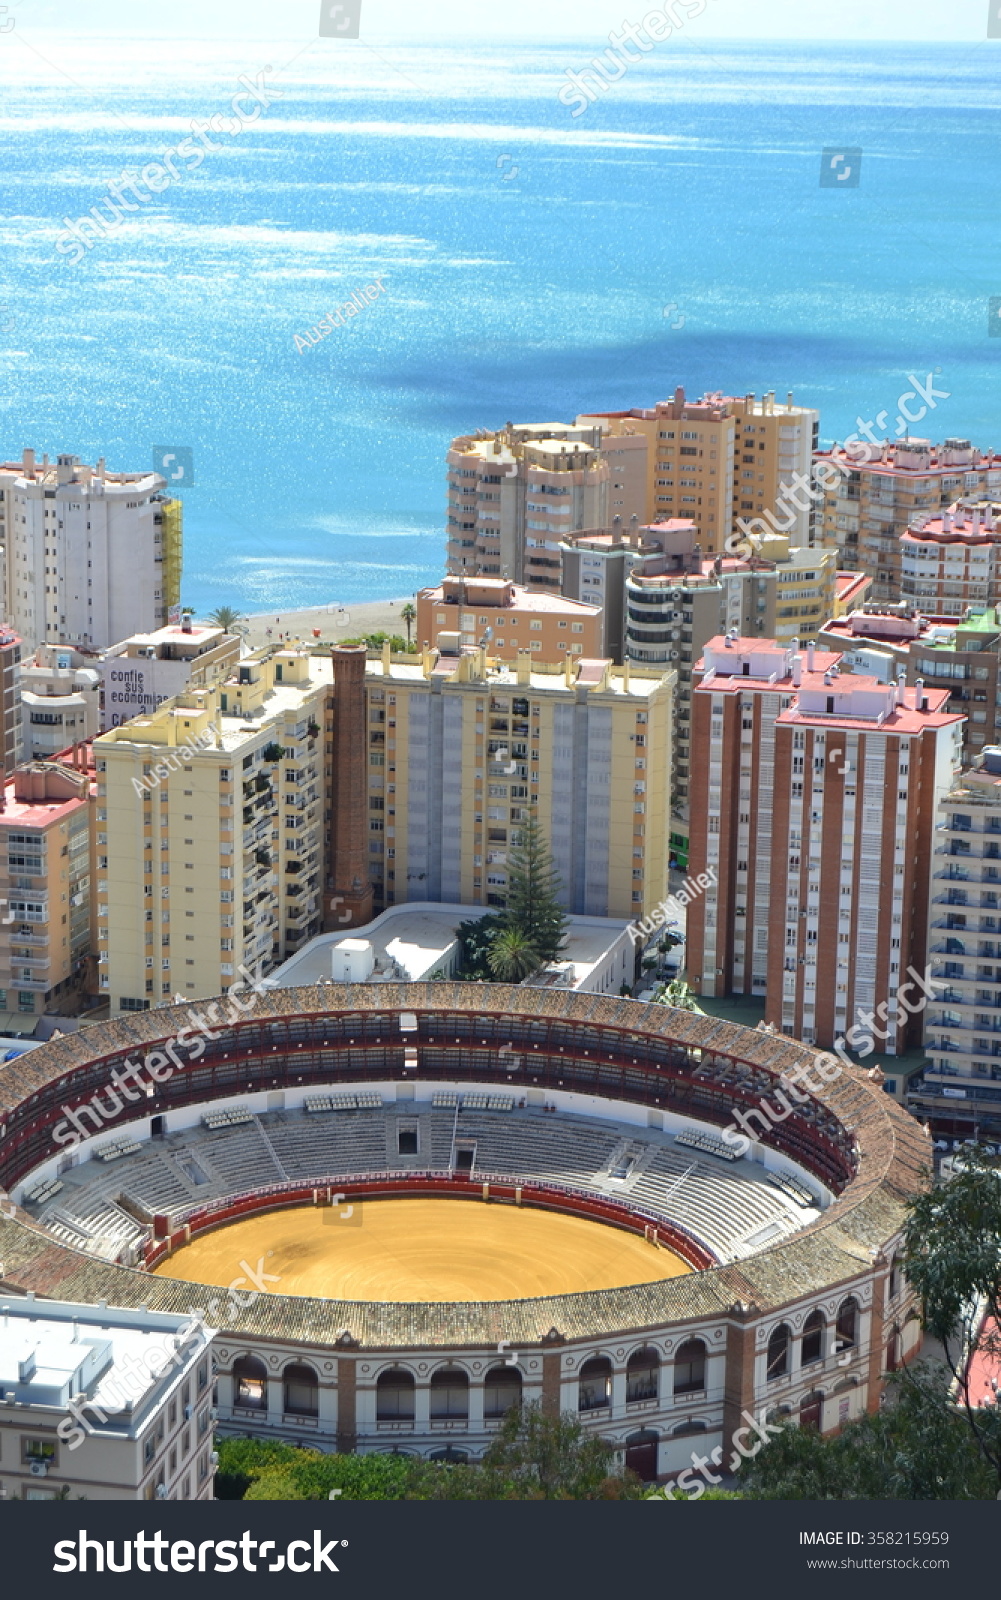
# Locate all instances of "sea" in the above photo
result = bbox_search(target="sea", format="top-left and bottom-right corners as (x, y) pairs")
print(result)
(1, 31), (1000, 614)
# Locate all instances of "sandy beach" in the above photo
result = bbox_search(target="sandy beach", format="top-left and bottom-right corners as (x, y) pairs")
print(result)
(239, 594), (421, 649)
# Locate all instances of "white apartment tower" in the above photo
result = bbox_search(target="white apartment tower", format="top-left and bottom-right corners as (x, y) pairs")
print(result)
(0, 449), (182, 651)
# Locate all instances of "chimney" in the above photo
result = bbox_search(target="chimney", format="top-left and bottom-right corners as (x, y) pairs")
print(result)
(22, 447), (35, 476)
(381, 639), (391, 674)
(564, 653), (574, 687)
(896, 670), (906, 707)
(915, 676), (926, 711)
(807, 642), (815, 672)
(791, 654), (802, 687)
(96, 457), (106, 482)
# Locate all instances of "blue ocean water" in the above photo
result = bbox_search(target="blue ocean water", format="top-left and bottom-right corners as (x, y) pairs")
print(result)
(1, 34), (999, 613)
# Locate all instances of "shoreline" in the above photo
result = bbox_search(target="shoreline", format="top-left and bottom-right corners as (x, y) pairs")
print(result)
(237, 594), (420, 649)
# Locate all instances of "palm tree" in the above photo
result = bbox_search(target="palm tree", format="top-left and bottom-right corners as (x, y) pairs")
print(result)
(207, 605), (245, 632)
(486, 926), (541, 983)
(401, 602), (416, 647)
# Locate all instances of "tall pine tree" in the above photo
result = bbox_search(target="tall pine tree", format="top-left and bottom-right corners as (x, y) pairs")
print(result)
(504, 808), (568, 963)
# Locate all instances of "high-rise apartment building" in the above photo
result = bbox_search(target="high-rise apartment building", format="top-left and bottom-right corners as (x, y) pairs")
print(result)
(819, 603), (1001, 767)
(0, 624), (22, 774)
(816, 438), (1001, 596)
(910, 746), (1001, 1139)
(687, 637), (964, 1052)
(341, 643), (672, 923)
(445, 424), (609, 583)
(446, 390), (819, 585)
(96, 646), (329, 1014)
(0, 448), (182, 650)
(582, 389), (820, 553)
(899, 500), (1001, 617)
(416, 576), (603, 664)
(0, 749), (95, 1031)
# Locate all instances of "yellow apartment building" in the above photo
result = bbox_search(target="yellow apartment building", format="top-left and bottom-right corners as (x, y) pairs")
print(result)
(355, 643), (673, 923)
(95, 645), (331, 1014)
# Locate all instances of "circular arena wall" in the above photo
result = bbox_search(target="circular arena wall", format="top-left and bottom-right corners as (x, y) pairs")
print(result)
(0, 984), (930, 1480)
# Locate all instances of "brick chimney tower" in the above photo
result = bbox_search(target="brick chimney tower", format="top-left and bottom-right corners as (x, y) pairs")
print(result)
(325, 645), (375, 930)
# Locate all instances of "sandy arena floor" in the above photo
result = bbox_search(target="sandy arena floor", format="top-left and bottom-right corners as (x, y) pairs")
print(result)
(153, 1198), (691, 1303)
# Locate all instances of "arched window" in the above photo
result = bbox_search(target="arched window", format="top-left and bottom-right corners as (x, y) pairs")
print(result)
(767, 1324), (790, 1380)
(886, 1323), (901, 1373)
(429, 1447), (469, 1463)
(835, 1296), (859, 1352)
(578, 1356), (612, 1412)
(429, 1367), (469, 1420)
(888, 1255), (901, 1300)
(673, 1339), (706, 1396)
(376, 1368), (415, 1422)
(232, 1354), (267, 1411)
(484, 1365), (522, 1419)
(624, 1429), (659, 1482)
(672, 1418), (707, 1437)
(283, 1362), (318, 1417)
(626, 1346), (660, 1403)
(801, 1310), (825, 1366)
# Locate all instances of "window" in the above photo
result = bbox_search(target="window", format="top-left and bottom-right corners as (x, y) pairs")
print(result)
(376, 1368), (415, 1421)
(836, 1296), (859, 1352)
(626, 1346), (659, 1403)
(429, 1366), (469, 1419)
(673, 1339), (706, 1395)
(801, 1310), (825, 1366)
(483, 1364), (522, 1419)
(283, 1362), (319, 1417)
(578, 1356), (612, 1412)
(767, 1324), (790, 1380)
(22, 1439), (56, 1465)
(233, 1354), (268, 1410)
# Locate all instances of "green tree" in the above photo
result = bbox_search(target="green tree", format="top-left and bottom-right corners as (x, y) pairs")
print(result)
(901, 1147), (1001, 1489)
(486, 926), (541, 983)
(207, 605), (245, 631)
(400, 602), (416, 646)
(504, 809), (568, 963)
(478, 1401), (641, 1500)
(739, 1365), (997, 1500)
(456, 913), (505, 980)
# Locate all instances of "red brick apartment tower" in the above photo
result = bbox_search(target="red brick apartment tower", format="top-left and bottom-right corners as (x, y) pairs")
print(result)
(687, 636), (841, 1003)
(689, 635), (964, 1047)
(325, 645), (374, 931)
(766, 670), (963, 1051)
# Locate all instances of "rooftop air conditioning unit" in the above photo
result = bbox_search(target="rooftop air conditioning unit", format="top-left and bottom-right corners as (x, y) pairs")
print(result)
(29, 1461), (48, 1478)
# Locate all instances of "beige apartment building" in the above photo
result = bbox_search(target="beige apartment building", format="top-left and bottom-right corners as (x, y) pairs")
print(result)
(816, 437), (1001, 598)
(95, 645), (329, 1014)
(445, 424), (609, 584)
(0, 1297), (215, 1501)
(0, 750), (95, 1031)
(686, 637), (964, 1052)
(416, 576), (603, 664)
(582, 388), (821, 554)
(335, 643), (673, 924)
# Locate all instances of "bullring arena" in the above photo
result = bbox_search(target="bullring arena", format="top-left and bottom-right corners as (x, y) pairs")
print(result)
(0, 984), (928, 1482)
